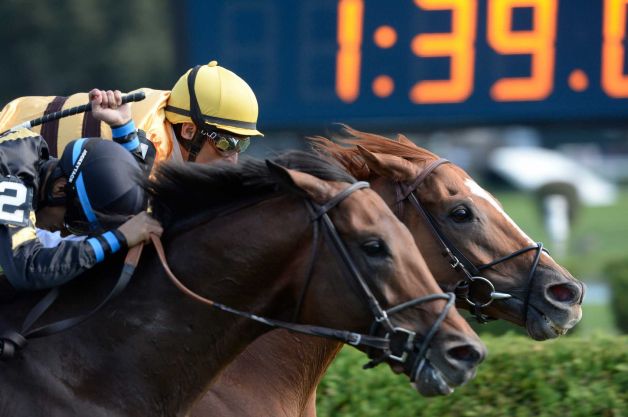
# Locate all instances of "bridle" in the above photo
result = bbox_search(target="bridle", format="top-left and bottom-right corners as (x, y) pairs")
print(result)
(152, 180), (454, 380)
(394, 158), (547, 324)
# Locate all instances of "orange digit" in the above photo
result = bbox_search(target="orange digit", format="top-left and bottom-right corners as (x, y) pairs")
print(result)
(410, 0), (477, 104)
(488, 0), (557, 101)
(602, 0), (628, 97)
(336, 0), (364, 103)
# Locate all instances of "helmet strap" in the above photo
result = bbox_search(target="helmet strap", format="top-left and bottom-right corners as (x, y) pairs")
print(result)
(175, 127), (206, 162)
(186, 131), (206, 162)
(179, 65), (208, 163)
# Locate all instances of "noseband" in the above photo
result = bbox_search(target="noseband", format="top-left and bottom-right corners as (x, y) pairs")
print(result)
(395, 159), (547, 324)
(153, 180), (454, 380)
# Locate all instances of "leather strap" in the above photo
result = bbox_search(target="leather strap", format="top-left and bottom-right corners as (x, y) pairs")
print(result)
(183, 65), (207, 162)
(150, 234), (390, 351)
(400, 158), (450, 199)
(311, 181), (369, 220)
(0, 244), (144, 359)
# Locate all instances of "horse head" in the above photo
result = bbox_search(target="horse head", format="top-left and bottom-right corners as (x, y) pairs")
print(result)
(262, 155), (486, 395)
(312, 127), (584, 341)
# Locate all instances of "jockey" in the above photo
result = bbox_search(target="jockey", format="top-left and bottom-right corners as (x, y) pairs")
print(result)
(0, 96), (162, 300)
(0, 60), (264, 165)
(164, 60), (264, 163)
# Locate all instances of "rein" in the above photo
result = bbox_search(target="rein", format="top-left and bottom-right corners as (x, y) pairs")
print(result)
(151, 181), (454, 379)
(395, 158), (546, 323)
(0, 244), (144, 359)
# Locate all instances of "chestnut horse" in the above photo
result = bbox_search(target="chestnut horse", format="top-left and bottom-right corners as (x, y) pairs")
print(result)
(191, 129), (584, 417)
(0, 152), (485, 417)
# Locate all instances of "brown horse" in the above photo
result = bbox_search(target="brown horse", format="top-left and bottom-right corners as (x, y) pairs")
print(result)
(0, 152), (484, 417)
(191, 129), (584, 417)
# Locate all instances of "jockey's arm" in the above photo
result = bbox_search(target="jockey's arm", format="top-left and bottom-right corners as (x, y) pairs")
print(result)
(3, 209), (161, 292)
(1, 212), (127, 291)
(90, 89), (156, 173)
(110, 119), (155, 174)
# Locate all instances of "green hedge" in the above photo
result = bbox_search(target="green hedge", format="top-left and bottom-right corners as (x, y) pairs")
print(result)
(317, 335), (627, 417)
(605, 258), (628, 333)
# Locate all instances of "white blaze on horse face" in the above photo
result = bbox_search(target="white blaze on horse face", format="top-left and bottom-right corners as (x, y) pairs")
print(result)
(464, 178), (535, 245)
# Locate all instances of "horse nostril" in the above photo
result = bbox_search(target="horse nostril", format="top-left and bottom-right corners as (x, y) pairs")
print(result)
(548, 283), (579, 303)
(447, 344), (482, 364)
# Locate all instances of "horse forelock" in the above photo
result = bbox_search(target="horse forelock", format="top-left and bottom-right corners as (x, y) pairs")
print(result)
(310, 125), (438, 180)
(147, 151), (356, 224)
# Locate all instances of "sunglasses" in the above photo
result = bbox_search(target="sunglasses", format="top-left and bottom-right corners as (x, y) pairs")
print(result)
(204, 130), (250, 155)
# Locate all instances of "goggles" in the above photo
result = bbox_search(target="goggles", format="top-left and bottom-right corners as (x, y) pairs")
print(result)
(204, 130), (250, 155)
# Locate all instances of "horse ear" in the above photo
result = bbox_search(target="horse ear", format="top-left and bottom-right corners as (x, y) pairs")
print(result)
(356, 145), (420, 182)
(396, 134), (415, 147)
(266, 160), (332, 203)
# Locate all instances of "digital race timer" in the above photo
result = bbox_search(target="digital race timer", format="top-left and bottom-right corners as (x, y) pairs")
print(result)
(183, 0), (628, 129)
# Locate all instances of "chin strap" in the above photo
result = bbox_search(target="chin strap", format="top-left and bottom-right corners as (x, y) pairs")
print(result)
(177, 130), (206, 163)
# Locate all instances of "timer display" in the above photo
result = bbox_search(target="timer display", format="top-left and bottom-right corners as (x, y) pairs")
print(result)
(183, 0), (628, 129)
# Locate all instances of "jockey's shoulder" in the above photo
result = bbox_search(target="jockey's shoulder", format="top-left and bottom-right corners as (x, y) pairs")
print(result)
(0, 127), (41, 142)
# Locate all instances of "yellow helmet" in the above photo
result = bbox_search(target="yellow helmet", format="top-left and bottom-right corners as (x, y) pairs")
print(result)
(165, 61), (263, 137)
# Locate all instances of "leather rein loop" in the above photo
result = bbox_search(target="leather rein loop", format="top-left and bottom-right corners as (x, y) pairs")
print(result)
(395, 158), (547, 323)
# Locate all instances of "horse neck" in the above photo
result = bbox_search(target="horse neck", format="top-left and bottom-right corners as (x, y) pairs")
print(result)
(196, 331), (343, 417)
(144, 200), (317, 405)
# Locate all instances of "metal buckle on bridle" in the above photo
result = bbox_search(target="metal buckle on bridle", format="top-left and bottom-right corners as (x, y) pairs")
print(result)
(385, 327), (417, 363)
(375, 310), (390, 324)
(459, 276), (512, 308)
(347, 333), (362, 346)
(448, 255), (461, 270)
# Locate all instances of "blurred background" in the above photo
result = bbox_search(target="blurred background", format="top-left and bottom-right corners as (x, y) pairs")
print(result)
(1, 0), (626, 415)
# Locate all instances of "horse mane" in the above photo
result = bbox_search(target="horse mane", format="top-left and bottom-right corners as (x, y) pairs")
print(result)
(147, 150), (356, 225)
(310, 125), (438, 180)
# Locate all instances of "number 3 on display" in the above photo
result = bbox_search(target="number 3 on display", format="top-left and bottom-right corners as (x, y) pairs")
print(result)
(0, 180), (31, 227)
(406, 0), (557, 103)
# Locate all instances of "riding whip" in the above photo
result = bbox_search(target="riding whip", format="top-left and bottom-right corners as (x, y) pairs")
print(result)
(0, 91), (146, 136)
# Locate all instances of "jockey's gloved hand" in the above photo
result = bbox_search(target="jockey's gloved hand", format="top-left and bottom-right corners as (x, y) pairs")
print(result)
(117, 211), (163, 247)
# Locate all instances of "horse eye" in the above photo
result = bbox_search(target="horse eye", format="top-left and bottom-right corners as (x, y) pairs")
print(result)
(449, 206), (472, 223)
(361, 239), (389, 257)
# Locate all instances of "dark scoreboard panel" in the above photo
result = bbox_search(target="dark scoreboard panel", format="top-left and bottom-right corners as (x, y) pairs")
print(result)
(183, 0), (628, 129)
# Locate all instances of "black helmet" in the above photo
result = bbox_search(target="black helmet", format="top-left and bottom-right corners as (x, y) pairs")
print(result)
(59, 138), (146, 233)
